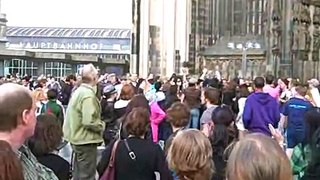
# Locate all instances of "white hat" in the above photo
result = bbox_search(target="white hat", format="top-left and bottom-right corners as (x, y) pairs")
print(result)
(308, 78), (319, 87)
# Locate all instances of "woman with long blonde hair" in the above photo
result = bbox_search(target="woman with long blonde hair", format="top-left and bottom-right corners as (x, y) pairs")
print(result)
(32, 88), (47, 116)
(167, 129), (214, 180)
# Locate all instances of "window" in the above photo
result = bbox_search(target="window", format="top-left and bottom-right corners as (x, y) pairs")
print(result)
(45, 62), (72, 78)
(4, 59), (38, 76)
(246, 0), (264, 35)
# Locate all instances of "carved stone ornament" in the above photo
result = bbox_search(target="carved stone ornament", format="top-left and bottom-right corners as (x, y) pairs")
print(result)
(292, 25), (300, 50)
(314, 29), (320, 50)
(301, 5), (311, 24)
(301, 0), (311, 6)
(310, 0), (320, 7)
(314, 7), (320, 25)
(306, 34), (312, 51)
(299, 50), (309, 61)
(312, 51), (319, 61)
(293, 3), (300, 22)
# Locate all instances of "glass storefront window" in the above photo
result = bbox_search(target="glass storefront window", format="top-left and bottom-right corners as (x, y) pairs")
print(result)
(4, 59), (38, 77)
(45, 62), (72, 78)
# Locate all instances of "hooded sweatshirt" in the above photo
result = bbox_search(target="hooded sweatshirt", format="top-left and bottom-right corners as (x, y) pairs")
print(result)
(243, 92), (280, 136)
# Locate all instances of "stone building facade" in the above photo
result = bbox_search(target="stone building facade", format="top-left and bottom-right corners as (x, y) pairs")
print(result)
(203, 0), (320, 81)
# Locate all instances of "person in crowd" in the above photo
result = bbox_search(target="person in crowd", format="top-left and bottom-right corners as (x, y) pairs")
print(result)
(279, 78), (292, 104)
(307, 79), (320, 107)
(164, 85), (180, 110)
(0, 83), (58, 180)
(41, 89), (64, 127)
(101, 84), (118, 145)
(164, 102), (190, 154)
(63, 64), (105, 180)
(235, 84), (250, 138)
(155, 81), (166, 110)
(226, 133), (293, 180)
(243, 77), (280, 136)
(281, 85), (313, 149)
(288, 107), (320, 179)
(114, 84), (135, 120)
(97, 107), (171, 180)
(28, 114), (70, 180)
(200, 87), (220, 126)
(34, 78), (47, 89)
(129, 74), (138, 88)
(101, 84), (118, 122)
(183, 77), (201, 129)
(158, 85), (179, 145)
(47, 76), (62, 92)
(0, 140), (24, 180)
(205, 106), (238, 180)
(221, 82), (236, 106)
(135, 78), (146, 94)
(59, 74), (76, 106)
(147, 91), (166, 143)
(119, 94), (151, 140)
(263, 75), (282, 99)
(167, 129), (213, 180)
(32, 88), (47, 116)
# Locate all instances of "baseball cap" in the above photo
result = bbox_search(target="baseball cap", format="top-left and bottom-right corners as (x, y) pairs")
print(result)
(103, 84), (117, 94)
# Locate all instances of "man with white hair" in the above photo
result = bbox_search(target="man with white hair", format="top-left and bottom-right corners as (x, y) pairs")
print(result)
(63, 64), (105, 180)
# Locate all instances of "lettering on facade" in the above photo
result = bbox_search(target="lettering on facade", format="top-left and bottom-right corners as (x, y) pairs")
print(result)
(19, 42), (110, 50)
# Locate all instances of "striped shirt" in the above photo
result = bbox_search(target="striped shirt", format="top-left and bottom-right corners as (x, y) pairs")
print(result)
(17, 145), (59, 180)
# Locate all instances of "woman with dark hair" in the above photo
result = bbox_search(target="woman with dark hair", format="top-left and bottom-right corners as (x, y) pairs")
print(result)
(117, 94), (151, 140)
(0, 140), (24, 180)
(28, 114), (70, 180)
(203, 106), (238, 180)
(164, 85), (180, 110)
(135, 78), (145, 94)
(97, 108), (171, 180)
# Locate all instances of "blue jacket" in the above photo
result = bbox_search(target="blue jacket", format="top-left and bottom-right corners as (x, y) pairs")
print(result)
(243, 92), (280, 136)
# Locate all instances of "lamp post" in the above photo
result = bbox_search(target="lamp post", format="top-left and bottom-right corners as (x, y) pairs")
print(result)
(227, 42), (261, 78)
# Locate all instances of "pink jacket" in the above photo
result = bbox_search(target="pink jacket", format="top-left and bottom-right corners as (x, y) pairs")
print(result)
(150, 102), (166, 143)
(263, 85), (281, 100)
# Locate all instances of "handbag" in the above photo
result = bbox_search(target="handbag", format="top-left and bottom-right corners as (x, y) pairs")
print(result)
(100, 140), (120, 180)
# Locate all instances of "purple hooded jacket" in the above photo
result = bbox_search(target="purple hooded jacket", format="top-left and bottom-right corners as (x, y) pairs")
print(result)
(243, 92), (280, 136)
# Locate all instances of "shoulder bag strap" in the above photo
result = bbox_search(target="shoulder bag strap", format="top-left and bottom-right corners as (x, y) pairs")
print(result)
(109, 140), (120, 168)
(124, 139), (136, 161)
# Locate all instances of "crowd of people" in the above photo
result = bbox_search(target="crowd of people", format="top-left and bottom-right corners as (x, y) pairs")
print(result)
(0, 63), (320, 180)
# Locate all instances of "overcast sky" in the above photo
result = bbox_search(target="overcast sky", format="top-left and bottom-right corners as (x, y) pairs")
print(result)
(2, 0), (132, 28)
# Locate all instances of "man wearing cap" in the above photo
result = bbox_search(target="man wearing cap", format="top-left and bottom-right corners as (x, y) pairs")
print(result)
(101, 84), (118, 145)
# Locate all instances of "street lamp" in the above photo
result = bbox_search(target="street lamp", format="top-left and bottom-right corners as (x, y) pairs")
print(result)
(227, 42), (261, 78)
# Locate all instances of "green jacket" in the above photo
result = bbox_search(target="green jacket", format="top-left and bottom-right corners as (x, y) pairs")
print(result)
(63, 83), (105, 145)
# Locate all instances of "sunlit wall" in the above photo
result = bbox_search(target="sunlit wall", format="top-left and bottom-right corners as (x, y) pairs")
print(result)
(138, 0), (191, 77)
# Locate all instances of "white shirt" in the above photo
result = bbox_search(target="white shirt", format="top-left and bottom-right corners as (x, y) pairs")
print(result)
(236, 97), (247, 131)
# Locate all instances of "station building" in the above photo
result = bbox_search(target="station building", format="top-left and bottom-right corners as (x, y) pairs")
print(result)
(1, 27), (131, 78)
